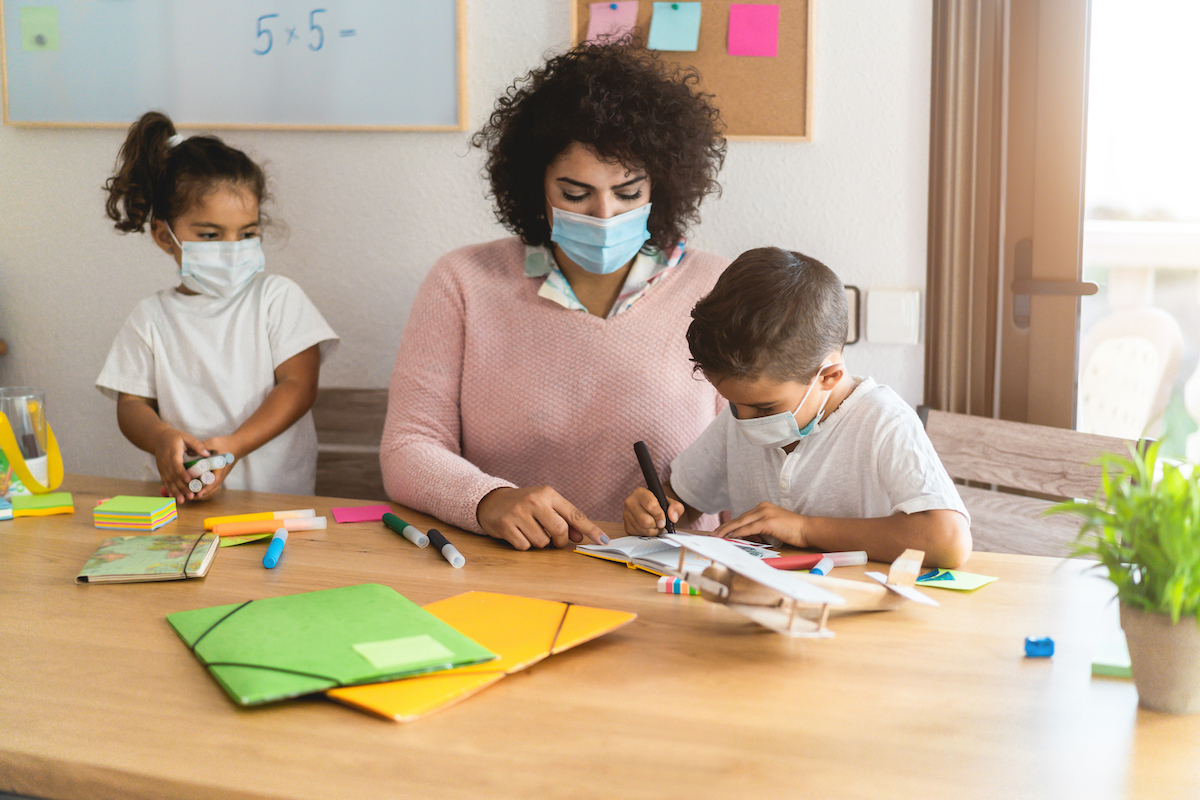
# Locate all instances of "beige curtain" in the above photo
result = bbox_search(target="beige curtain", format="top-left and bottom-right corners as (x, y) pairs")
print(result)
(925, 0), (1005, 415)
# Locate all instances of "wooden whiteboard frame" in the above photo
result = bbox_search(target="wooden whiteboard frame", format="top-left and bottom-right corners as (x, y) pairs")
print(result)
(570, 0), (813, 141)
(0, 0), (468, 131)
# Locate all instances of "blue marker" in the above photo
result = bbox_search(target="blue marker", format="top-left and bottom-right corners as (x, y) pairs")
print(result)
(809, 556), (834, 576)
(262, 528), (288, 568)
(427, 528), (465, 568)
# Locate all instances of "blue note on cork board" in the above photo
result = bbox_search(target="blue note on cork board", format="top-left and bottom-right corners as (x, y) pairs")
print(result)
(647, 2), (701, 51)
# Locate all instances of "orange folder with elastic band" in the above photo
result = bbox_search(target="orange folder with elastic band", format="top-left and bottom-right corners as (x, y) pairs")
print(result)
(327, 591), (636, 721)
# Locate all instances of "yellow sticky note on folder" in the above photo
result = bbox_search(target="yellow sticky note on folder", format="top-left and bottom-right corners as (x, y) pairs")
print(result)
(916, 569), (998, 591)
(327, 592), (636, 721)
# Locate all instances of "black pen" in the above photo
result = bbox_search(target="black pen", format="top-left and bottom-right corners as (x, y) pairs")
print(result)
(634, 440), (675, 534)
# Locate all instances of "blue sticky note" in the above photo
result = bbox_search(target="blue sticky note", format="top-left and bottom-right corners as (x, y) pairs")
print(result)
(648, 2), (702, 52)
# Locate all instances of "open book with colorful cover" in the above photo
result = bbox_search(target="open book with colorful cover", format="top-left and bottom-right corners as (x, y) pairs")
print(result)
(76, 531), (218, 583)
(166, 584), (498, 707)
(576, 535), (777, 576)
(328, 591), (636, 721)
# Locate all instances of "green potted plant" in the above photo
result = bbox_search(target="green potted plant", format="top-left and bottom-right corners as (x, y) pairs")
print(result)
(1050, 442), (1200, 714)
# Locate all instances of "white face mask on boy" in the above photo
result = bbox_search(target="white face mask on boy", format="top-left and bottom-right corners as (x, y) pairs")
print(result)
(167, 226), (265, 299)
(731, 363), (837, 449)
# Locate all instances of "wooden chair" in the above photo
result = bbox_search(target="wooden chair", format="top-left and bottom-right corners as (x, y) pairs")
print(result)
(312, 388), (389, 501)
(917, 406), (1138, 557)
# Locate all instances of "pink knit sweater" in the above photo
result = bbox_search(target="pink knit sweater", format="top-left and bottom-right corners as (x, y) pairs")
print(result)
(381, 236), (729, 534)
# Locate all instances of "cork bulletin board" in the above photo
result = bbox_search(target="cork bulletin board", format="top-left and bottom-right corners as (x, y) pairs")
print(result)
(571, 1), (812, 141)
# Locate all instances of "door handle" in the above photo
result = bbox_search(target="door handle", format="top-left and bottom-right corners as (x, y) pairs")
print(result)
(1012, 238), (1098, 329)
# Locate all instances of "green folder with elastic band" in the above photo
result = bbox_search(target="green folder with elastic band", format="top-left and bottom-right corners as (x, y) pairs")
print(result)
(166, 583), (498, 707)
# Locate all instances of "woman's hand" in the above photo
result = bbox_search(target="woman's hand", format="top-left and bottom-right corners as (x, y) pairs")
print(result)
(623, 487), (684, 537)
(715, 502), (808, 548)
(477, 486), (610, 550)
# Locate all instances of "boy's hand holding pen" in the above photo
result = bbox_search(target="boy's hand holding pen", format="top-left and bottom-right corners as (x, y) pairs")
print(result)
(627, 441), (686, 537)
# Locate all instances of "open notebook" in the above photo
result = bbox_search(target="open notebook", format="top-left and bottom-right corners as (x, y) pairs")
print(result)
(576, 535), (777, 576)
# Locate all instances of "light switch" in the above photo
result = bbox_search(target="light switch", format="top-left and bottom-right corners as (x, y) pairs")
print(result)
(865, 289), (921, 344)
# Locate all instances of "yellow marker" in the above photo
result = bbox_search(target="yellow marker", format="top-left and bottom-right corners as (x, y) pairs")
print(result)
(203, 508), (316, 531)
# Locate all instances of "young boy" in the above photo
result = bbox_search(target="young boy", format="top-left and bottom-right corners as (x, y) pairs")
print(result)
(623, 247), (972, 568)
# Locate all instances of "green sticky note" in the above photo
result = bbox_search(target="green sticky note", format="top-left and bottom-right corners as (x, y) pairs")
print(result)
(915, 569), (998, 591)
(11, 491), (72, 512)
(354, 634), (455, 670)
(20, 7), (60, 52)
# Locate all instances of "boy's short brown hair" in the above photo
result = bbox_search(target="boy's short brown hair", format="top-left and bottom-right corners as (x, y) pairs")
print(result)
(687, 247), (848, 384)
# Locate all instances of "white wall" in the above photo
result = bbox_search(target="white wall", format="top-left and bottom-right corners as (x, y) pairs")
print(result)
(0, 1), (933, 479)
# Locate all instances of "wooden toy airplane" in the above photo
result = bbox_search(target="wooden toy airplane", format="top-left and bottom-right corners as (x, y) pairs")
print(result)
(659, 533), (938, 638)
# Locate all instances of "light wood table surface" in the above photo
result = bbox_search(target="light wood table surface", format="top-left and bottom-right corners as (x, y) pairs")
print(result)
(2, 475), (1199, 800)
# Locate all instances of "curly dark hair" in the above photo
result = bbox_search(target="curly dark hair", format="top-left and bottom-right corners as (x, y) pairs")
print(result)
(471, 41), (725, 251)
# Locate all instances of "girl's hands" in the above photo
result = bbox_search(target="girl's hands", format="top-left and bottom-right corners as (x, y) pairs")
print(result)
(623, 487), (685, 537)
(153, 428), (208, 504)
(715, 502), (809, 548)
(191, 436), (239, 500)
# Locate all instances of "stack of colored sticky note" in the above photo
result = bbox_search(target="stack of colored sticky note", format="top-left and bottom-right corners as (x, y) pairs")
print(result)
(11, 492), (73, 517)
(94, 496), (178, 531)
(0, 498), (11, 521)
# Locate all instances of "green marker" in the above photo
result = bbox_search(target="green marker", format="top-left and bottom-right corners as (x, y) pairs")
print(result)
(383, 513), (429, 548)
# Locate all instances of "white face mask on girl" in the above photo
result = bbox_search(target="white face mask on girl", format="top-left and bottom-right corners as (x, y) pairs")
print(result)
(731, 363), (836, 449)
(168, 226), (265, 299)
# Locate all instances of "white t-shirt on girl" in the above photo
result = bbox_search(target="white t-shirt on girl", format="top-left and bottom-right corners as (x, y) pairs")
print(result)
(96, 274), (339, 495)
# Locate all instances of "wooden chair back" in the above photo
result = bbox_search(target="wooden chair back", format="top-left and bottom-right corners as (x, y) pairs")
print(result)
(918, 406), (1137, 557)
(312, 388), (388, 501)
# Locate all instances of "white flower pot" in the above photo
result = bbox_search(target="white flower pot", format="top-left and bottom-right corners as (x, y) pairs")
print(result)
(1120, 602), (1200, 714)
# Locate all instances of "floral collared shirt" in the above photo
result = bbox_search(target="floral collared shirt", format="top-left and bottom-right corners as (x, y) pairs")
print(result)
(524, 242), (686, 319)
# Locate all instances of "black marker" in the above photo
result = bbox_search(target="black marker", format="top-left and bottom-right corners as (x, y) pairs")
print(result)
(427, 528), (465, 568)
(634, 440), (675, 534)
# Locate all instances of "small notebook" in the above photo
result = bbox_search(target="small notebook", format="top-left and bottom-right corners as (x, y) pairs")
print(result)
(12, 491), (73, 517)
(576, 535), (777, 576)
(93, 496), (178, 531)
(77, 531), (219, 583)
(167, 583), (498, 707)
(328, 592), (637, 722)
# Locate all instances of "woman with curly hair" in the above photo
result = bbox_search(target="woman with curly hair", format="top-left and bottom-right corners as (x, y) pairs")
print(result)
(381, 41), (728, 550)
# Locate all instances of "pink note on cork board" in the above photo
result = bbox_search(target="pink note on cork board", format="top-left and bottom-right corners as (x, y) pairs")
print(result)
(332, 505), (393, 524)
(586, 2), (639, 43)
(728, 4), (780, 58)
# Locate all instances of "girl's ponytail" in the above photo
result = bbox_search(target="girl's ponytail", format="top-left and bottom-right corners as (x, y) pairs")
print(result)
(103, 111), (267, 234)
(104, 111), (176, 233)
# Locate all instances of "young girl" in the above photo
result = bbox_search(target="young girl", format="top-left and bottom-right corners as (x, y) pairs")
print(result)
(95, 111), (338, 502)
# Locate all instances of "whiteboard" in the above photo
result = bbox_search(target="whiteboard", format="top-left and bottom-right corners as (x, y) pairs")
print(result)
(1, 0), (465, 129)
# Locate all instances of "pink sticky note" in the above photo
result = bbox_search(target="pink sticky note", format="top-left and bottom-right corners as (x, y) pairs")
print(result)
(728, 4), (780, 58)
(332, 504), (392, 524)
(587, 2), (639, 43)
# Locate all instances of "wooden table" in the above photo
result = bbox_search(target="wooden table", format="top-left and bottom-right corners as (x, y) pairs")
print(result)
(2, 475), (1198, 800)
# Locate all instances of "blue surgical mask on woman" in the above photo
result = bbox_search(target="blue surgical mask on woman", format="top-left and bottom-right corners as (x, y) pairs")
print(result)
(167, 226), (265, 298)
(732, 363), (836, 449)
(550, 203), (652, 275)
